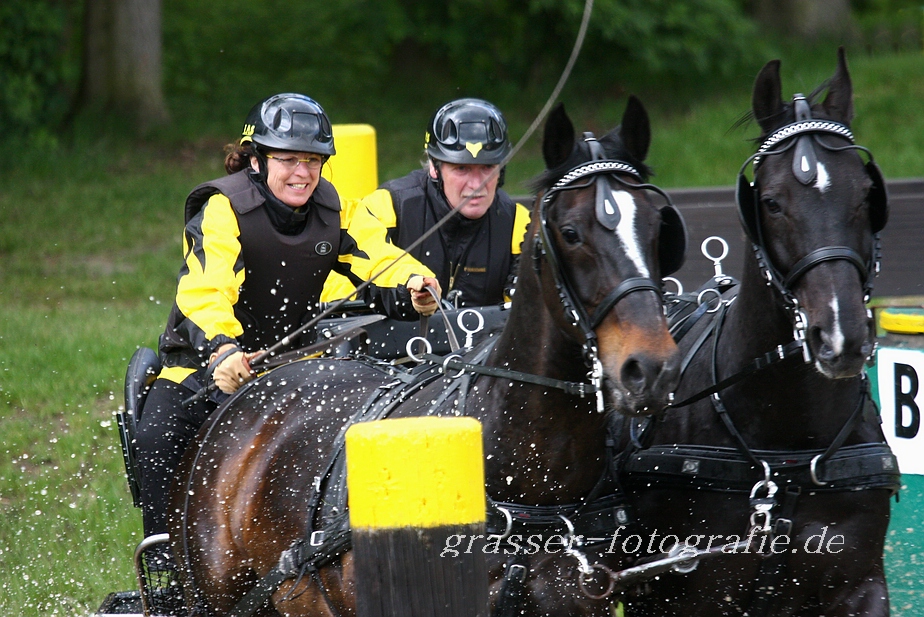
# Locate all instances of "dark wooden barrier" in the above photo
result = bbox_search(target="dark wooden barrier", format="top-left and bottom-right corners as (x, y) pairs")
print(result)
(666, 179), (924, 299)
(346, 417), (489, 617)
(514, 178), (924, 298)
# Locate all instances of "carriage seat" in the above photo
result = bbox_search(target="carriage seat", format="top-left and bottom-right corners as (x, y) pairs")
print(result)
(118, 347), (161, 509)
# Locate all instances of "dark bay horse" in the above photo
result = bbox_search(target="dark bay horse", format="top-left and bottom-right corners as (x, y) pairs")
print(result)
(170, 97), (687, 616)
(620, 49), (899, 616)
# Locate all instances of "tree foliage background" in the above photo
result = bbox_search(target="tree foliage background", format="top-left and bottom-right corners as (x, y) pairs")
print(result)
(2, 0), (922, 145)
(156, 0), (762, 126)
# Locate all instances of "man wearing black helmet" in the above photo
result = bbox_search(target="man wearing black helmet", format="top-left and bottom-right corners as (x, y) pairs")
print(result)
(327, 98), (530, 307)
(134, 93), (440, 550)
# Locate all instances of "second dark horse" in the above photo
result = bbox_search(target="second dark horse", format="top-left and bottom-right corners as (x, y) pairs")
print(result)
(621, 48), (898, 617)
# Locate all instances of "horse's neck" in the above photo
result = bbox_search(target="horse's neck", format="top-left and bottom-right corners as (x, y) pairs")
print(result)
(472, 299), (609, 504)
(706, 261), (864, 448)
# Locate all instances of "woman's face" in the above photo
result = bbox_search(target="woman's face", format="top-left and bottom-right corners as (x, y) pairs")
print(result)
(252, 151), (324, 208)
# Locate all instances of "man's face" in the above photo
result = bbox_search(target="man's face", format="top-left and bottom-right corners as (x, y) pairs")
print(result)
(430, 161), (499, 219)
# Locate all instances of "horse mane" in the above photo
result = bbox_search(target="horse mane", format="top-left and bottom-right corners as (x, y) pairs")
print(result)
(526, 128), (653, 195)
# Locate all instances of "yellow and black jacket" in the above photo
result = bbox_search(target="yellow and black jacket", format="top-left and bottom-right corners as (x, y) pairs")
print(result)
(333, 168), (530, 307)
(157, 170), (431, 380)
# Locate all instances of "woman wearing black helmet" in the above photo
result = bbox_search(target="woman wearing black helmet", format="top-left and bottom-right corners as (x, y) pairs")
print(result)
(325, 98), (530, 307)
(135, 93), (440, 549)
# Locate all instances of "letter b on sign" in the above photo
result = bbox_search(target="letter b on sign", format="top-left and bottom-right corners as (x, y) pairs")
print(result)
(876, 348), (924, 475)
(895, 363), (920, 439)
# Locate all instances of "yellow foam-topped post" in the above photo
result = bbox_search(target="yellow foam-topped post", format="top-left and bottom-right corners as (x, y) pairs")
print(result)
(323, 124), (378, 201)
(321, 124), (378, 303)
(346, 417), (489, 616)
(879, 307), (924, 335)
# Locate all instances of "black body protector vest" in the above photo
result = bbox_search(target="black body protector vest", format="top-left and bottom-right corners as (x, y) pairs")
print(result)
(178, 171), (341, 356)
(382, 169), (517, 307)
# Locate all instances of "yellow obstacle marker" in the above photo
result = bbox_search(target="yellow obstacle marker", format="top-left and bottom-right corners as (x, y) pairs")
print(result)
(346, 416), (488, 617)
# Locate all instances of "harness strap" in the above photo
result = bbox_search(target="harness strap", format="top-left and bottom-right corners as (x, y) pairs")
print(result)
(419, 352), (596, 397)
(620, 443), (900, 493)
(744, 485), (801, 617)
(227, 565), (290, 617)
(782, 246), (869, 289)
(487, 493), (632, 544)
(492, 554), (530, 617)
(707, 297), (804, 469)
(227, 528), (353, 617)
(712, 391), (766, 470)
(590, 277), (662, 329)
(815, 375), (871, 468)
(669, 337), (804, 411)
(671, 296), (713, 343)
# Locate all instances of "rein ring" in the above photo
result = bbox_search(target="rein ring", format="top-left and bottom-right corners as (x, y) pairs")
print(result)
(662, 276), (683, 296)
(577, 563), (617, 600)
(441, 353), (466, 379)
(697, 288), (723, 313)
(405, 336), (432, 362)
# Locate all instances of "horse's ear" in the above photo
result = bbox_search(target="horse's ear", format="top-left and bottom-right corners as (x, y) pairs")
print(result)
(821, 46), (853, 125)
(752, 59), (784, 134)
(619, 95), (650, 163)
(542, 103), (576, 169)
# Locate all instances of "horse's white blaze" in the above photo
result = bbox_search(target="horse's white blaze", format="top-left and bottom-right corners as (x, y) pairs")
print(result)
(828, 295), (845, 355)
(613, 189), (650, 277)
(814, 162), (830, 193)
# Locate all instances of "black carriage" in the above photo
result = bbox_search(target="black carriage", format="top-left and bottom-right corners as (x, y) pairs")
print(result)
(101, 303), (510, 616)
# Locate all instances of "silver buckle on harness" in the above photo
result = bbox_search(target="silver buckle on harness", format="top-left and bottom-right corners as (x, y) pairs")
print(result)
(488, 507), (513, 542)
(701, 236), (730, 284)
(793, 307), (812, 363)
(590, 357), (605, 413)
(809, 454), (828, 486)
(506, 563), (527, 582)
(441, 353), (466, 379)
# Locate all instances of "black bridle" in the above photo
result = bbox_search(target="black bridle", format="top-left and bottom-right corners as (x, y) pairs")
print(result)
(533, 139), (683, 411)
(735, 95), (888, 362)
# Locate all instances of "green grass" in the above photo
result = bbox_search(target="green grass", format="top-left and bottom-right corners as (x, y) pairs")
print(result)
(1, 48), (923, 615)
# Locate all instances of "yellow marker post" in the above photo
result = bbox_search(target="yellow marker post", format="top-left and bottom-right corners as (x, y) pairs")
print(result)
(321, 123), (379, 303)
(346, 417), (489, 617)
(323, 124), (379, 201)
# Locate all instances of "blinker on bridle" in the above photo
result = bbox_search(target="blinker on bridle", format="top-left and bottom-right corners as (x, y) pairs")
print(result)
(735, 94), (889, 362)
(533, 133), (687, 411)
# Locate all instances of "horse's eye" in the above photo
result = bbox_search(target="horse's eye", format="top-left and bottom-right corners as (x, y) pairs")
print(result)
(761, 196), (782, 215)
(560, 226), (581, 244)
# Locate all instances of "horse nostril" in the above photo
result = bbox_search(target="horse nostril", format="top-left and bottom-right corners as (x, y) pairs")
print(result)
(809, 326), (836, 361)
(619, 353), (680, 399)
(620, 357), (647, 395)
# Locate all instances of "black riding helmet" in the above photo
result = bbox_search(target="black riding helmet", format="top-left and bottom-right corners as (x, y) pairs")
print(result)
(240, 93), (335, 183)
(425, 98), (511, 165)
